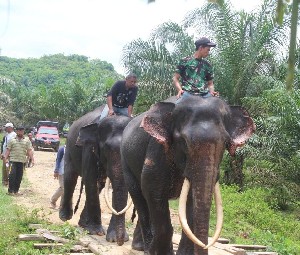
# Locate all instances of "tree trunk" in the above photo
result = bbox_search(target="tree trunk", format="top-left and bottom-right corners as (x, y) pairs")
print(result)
(285, 0), (299, 91)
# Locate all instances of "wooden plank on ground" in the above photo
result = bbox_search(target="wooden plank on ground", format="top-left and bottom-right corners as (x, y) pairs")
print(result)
(229, 244), (267, 250)
(173, 233), (245, 255)
(42, 232), (69, 244)
(70, 244), (91, 252)
(80, 234), (242, 255)
(79, 235), (143, 255)
(172, 233), (230, 245)
(28, 224), (43, 229)
(213, 243), (246, 255)
(33, 243), (64, 249)
(89, 242), (141, 255)
(49, 253), (94, 255)
(36, 228), (60, 234)
(246, 252), (278, 255)
(18, 234), (44, 241)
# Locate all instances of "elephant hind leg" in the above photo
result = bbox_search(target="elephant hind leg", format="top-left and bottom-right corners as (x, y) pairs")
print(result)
(131, 220), (144, 251)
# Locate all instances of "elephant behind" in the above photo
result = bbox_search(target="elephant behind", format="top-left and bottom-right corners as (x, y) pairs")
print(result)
(59, 105), (132, 245)
(121, 96), (255, 255)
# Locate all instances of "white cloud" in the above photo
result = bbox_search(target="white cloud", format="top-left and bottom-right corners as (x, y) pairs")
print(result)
(0, 0), (261, 74)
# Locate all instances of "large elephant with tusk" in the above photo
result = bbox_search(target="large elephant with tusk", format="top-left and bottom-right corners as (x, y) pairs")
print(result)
(120, 96), (255, 255)
(59, 106), (132, 246)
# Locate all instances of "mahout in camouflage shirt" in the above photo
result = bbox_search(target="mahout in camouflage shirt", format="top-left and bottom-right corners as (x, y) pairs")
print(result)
(175, 56), (214, 94)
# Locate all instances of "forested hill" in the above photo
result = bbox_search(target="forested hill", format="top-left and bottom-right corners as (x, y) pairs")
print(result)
(0, 54), (122, 127)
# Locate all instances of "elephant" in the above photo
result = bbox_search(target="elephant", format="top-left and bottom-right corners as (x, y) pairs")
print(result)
(59, 105), (132, 245)
(120, 96), (255, 255)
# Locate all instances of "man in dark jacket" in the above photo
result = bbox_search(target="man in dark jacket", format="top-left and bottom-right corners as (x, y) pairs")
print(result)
(100, 73), (138, 120)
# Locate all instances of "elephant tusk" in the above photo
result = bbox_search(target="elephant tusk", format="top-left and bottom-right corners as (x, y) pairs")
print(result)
(104, 178), (132, 215)
(178, 178), (206, 248)
(204, 182), (223, 249)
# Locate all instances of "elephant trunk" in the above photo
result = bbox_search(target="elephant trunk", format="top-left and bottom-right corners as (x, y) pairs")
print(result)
(104, 178), (132, 215)
(112, 178), (128, 246)
(179, 142), (224, 255)
(109, 151), (129, 246)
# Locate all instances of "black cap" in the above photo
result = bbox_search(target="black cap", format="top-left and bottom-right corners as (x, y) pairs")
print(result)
(195, 37), (216, 50)
(16, 126), (25, 130)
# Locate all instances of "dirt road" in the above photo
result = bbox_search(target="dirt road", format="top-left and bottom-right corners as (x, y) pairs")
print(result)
(12, 150), (180, 232)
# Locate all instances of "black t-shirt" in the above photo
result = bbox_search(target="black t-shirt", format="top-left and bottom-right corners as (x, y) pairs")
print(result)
(107, 80), (138, 108)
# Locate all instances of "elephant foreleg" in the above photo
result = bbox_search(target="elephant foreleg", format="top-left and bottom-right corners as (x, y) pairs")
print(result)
(123, 162), (152, 252)
(177, 191), (195, 255)
(78, 147), (105, 235)
(78, 200), (105, 236)
(59, 159), (78, 221)
(141, 166), (174, 255)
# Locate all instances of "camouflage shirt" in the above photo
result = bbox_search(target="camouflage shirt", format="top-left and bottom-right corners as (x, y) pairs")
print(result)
(175, 56), (214, 94)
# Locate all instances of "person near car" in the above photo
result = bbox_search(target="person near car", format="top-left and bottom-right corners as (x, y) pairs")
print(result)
(1, 123), (16, 186)
(99, 73), (138, 120)
(26, 133), (35, 167)
(4, 126), (34, 195)
(49, 145), (65, 209)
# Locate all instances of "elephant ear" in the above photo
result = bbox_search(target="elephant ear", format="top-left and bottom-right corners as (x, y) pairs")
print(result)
(226, 106), (256, 156)
(75, 123), (98, 147)
(140, 102), (175, 150)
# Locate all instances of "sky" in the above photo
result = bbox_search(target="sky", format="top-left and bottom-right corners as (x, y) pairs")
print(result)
(0, 0), (262, 74)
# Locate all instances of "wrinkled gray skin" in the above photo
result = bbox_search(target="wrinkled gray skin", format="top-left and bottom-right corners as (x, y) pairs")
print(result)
(59, 105), (132, 245)
(121, 96), (255, 255)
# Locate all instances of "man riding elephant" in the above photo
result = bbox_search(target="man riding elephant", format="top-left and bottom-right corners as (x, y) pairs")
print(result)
(100, 73), (138, 120)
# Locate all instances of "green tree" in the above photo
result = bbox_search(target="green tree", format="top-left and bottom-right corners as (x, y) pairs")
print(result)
(0, 54), (122, 126)
(243, 87), (300, 209)
(122, 22), (194, 112)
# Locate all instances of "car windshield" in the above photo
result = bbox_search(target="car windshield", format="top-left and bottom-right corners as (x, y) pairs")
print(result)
(38, 128), (58, 135)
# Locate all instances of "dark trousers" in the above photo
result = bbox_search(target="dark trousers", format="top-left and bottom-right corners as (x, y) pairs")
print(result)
(2, 161), (9, 184)
(8, 162), (25, 193)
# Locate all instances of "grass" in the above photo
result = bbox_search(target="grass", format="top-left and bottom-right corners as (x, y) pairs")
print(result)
(0, 185), (299, 255)
(0, 185), (81, 255)
(169, 185), (300, 255)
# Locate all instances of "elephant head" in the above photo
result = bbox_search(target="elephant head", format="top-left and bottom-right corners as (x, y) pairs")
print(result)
(137, 96), (255, 254)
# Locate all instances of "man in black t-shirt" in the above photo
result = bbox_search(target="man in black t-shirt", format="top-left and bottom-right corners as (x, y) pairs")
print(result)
(100, 73), (138, 119)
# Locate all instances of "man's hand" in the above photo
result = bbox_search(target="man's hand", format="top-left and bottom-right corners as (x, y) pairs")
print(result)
(108, 109), (114, 116)
(211, 91), (220, 97)
(176, 89), (184, 99)
(54, 172), (59, 179)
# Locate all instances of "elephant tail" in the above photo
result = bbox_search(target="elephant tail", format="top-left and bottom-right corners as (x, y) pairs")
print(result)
(74, 180), (84, 214)
(131, 207), (137, 223)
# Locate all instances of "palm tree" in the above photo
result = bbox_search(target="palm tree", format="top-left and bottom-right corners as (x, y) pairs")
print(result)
(122, 22), (194, 112)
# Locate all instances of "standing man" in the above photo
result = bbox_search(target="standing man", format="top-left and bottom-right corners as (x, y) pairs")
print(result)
(49, 145), (65, 209)
(100, 73), (138, 120)
(1, 123), (16, 186)
(173, 37), (218, 102)
(4, 126), (34, 195)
